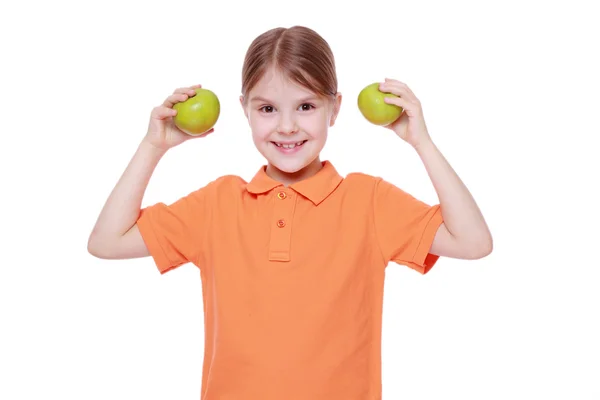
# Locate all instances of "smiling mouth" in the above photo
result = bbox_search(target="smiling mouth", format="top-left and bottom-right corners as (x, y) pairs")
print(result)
(271, 140), (308, 149)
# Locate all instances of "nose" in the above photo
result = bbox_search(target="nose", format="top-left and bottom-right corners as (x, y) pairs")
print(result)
(276, 111), (298, 135)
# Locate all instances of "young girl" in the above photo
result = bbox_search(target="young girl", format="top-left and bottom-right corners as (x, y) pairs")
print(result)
(88, 25), (492, 400)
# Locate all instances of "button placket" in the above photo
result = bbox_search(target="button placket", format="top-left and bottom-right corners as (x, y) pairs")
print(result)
(268, 189), (295, 262)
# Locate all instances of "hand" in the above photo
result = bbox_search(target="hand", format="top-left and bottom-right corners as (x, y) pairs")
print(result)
(379, 78), (431, 149)
(143, 84), (214, 151)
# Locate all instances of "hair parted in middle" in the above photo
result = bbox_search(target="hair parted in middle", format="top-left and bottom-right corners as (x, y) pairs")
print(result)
(241, 26), (338, 104)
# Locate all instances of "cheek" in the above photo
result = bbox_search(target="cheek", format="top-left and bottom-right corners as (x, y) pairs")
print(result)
(302, 113), (329, 136)
(249, 115), (274, 139)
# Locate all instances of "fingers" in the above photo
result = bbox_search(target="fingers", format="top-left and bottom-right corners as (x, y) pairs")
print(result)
(383, 95), (406, 108)
(174, 84), (201, 95)
(163, 92), (190, 107)
(380, 79), (419, 103)
(383, 78), (414, 96)
(152, 84), (204, 121)
(151, 105), (177, 120)
(163, 84), (202, 107)
(384, 96), (419, 117)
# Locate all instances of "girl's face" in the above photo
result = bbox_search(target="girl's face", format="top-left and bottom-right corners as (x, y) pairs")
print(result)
(241, 67), (341, 184)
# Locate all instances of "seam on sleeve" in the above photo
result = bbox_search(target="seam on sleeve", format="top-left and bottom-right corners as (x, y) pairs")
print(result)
(194, 192), (209, 269)
(371, 177), (388, 267)
(149, 214), (170, 264)
(410, 204), (443, 264)
(140, 207), (173, 272)
(193, 177), (222, 270)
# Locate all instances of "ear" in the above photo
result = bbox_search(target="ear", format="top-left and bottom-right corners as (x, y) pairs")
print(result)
(329, 92), (342, 127)
(239, 95), (249, 119)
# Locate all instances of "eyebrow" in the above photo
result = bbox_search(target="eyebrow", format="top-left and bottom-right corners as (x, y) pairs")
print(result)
(249, 95), (319, 104)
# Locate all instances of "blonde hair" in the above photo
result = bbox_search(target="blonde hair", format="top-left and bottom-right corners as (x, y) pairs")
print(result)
(241, 26), (337, 103)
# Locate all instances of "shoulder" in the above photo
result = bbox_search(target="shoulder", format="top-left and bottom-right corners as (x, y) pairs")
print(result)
(139, 174), (248, 220)
(329, 172), (385, 207)
(342, 171), (386, 190)
(341, 171), (416, 202)
(193, 174), (248, 199)
(208, 174), (247, 189)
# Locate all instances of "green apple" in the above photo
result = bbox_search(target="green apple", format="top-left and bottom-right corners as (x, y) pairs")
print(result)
(357, 82), (403, 126)
(173, 88), (220, 135)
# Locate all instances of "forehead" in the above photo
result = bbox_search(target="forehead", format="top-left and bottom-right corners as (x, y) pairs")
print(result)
(249, 67), (316, 101)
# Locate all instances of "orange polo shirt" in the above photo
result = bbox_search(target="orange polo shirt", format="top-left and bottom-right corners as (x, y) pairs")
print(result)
(137, 160), (443, 400)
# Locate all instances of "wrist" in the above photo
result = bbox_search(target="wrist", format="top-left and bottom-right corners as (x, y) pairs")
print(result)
(413, 137), (435, 154)
(139, 139), (168, 158)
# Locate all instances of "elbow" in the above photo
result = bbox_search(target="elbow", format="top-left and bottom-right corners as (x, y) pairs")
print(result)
(87, 235), (101, 258)
(477, 243), (493, 259)
(87, 234), (108, 259)
(470, 235), (493, 260)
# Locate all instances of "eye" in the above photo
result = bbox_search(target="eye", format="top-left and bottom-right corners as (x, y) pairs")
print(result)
(299, 103), (315, 111)
(259, 105), (274, 113)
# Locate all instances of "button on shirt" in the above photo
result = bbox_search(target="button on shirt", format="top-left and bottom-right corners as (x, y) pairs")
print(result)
(136, 160), (444, 400)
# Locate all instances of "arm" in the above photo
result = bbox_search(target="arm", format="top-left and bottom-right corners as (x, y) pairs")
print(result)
(87, 140), (166, 259)
(87, 84), (210, 259)
(379, 78), (493, 260)
(416, 139), (493, 259)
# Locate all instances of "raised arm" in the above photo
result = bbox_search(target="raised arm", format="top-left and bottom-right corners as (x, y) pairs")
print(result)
(87, 84), (212, 259)
(87, 140), (166, 259)
(379, 78), (493, 259)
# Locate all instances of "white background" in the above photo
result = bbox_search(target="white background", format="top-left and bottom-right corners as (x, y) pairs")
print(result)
(1, 0), (599, 399)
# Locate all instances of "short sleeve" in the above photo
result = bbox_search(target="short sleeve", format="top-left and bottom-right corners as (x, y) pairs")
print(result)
(136, 185), (210, 275)
(373, 178), (444, 274)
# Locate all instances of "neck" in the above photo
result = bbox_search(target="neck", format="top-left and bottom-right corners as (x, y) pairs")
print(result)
(266, 158), (323, 186)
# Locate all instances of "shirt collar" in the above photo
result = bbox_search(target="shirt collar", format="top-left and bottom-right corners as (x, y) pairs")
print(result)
(246, 160), (343, 205)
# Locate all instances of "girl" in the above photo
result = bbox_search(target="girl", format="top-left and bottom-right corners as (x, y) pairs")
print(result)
(88, 25), (492, 400)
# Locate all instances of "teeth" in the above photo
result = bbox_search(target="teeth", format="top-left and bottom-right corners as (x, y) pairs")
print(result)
(275, 141), (305, 149)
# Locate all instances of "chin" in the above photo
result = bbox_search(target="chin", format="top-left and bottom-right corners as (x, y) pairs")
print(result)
(269, 158), (313, 174)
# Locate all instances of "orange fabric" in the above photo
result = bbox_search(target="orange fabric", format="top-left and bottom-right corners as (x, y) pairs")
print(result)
(137, 160), (443, 400)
